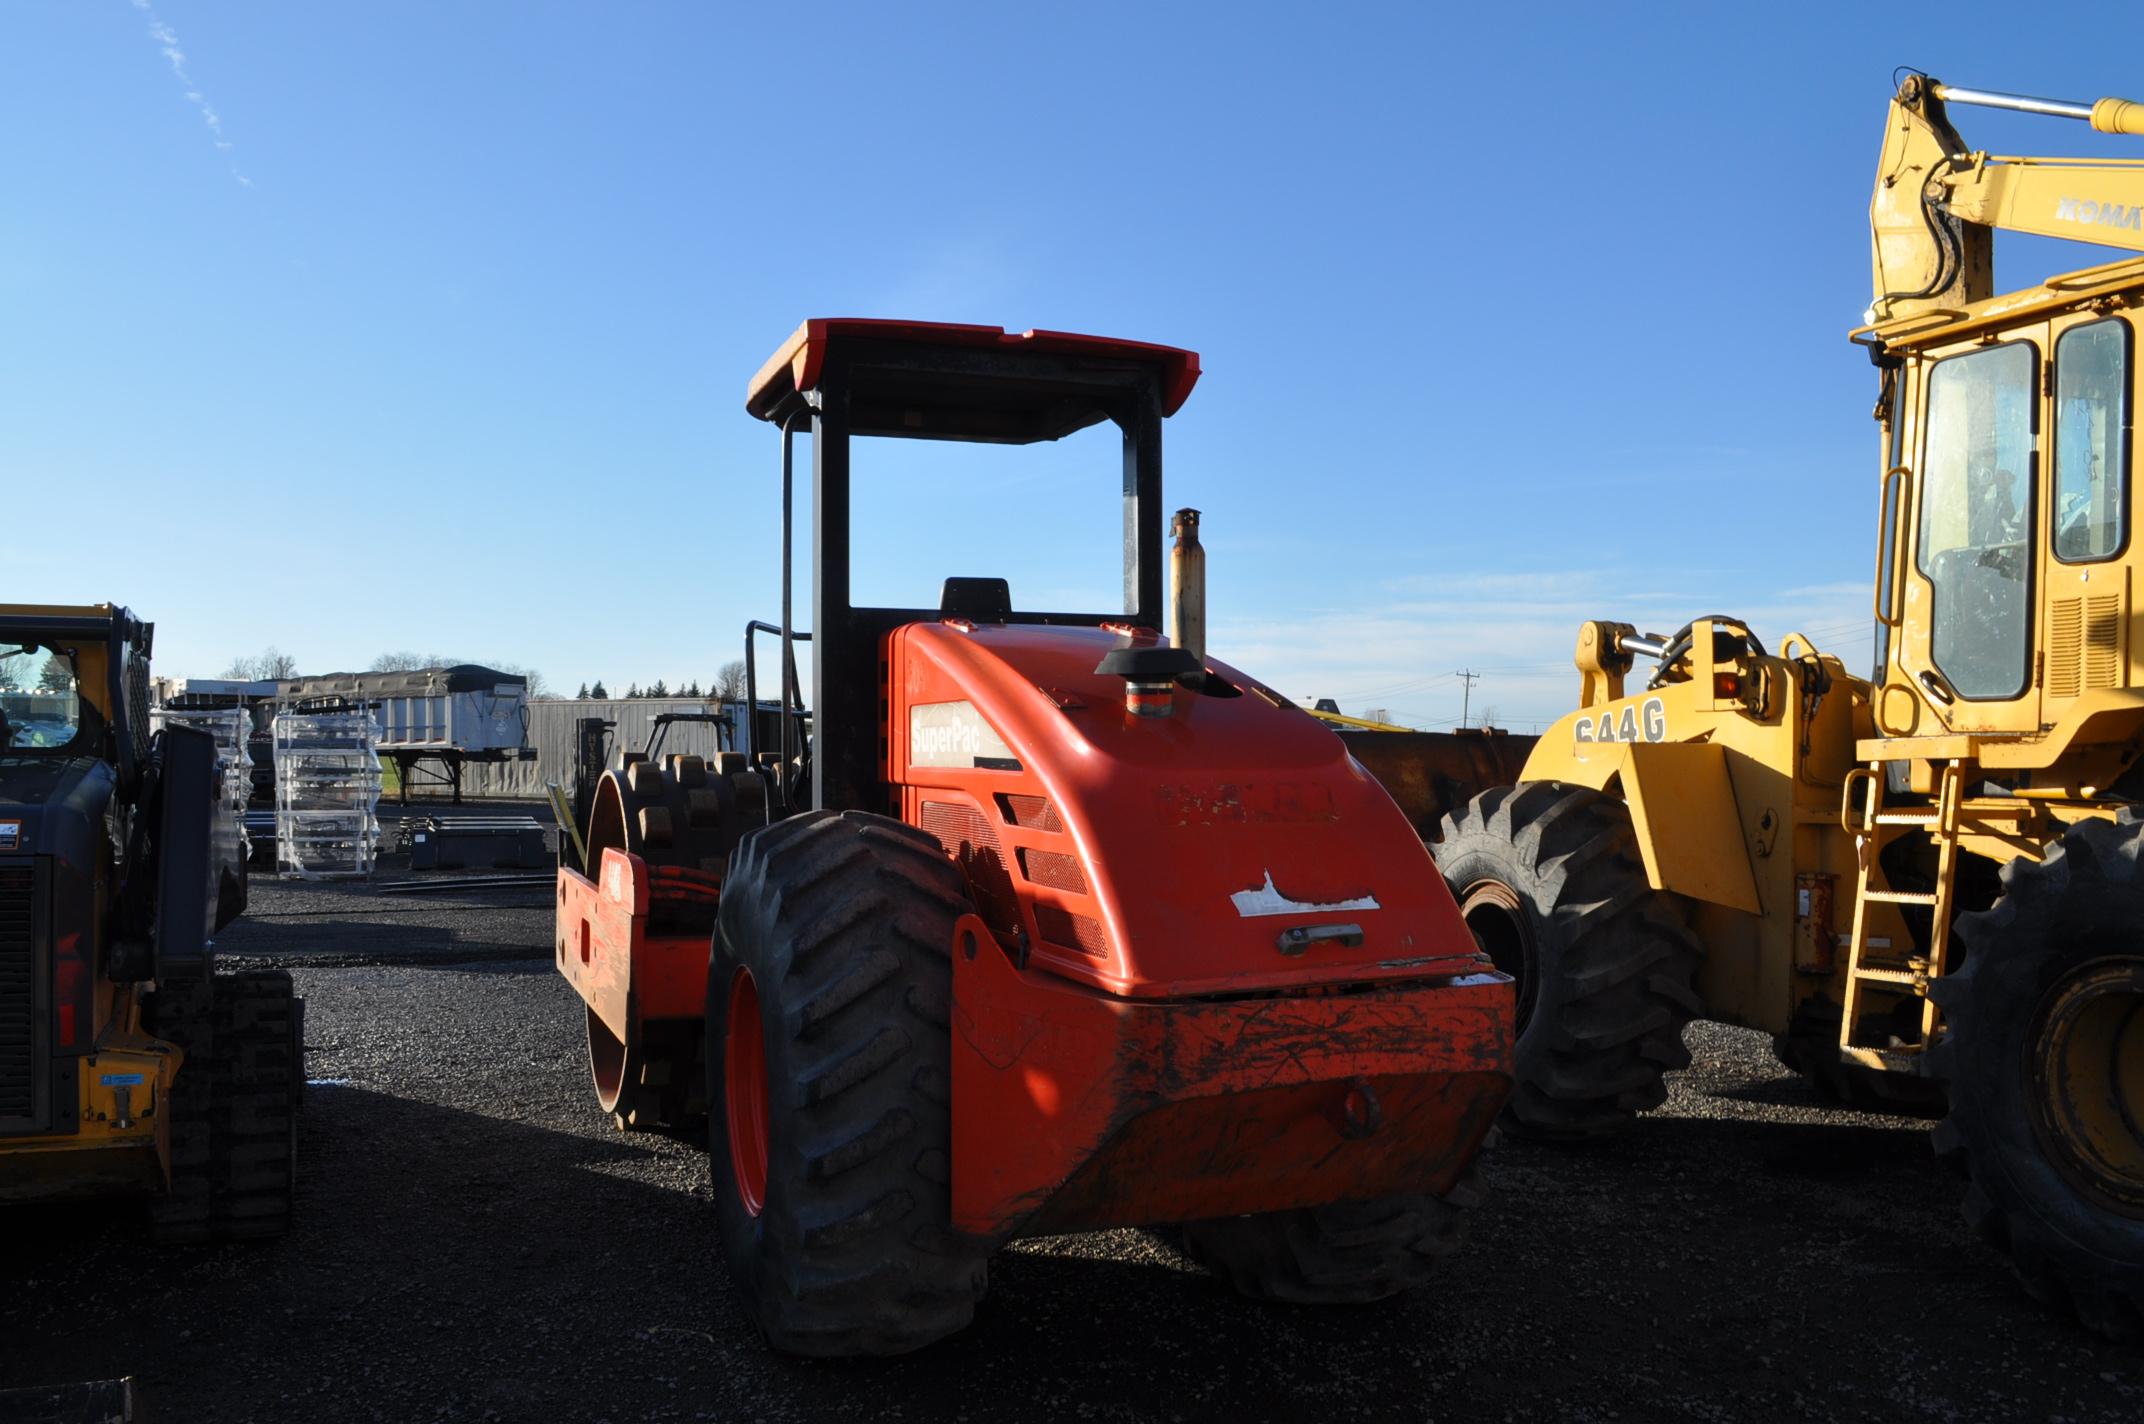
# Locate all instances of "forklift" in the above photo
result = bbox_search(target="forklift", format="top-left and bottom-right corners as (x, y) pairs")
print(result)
(0, 603), (298, 1240)
(553, 320), (1515, 1355)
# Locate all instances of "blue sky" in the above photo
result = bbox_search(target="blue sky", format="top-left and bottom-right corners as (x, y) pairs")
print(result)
(6, 2), (2143, 728)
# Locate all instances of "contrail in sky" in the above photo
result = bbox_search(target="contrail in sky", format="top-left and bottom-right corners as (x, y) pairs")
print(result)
(129, 0), (252, 187)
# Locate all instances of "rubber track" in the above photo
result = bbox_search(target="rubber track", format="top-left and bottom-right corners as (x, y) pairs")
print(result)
(145, 971), (297, 1242)
(207, 970), (299, 1239)
(145, 982), (214, 1244)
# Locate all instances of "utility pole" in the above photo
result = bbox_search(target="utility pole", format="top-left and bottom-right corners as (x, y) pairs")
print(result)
(1455, 669), (1480, 729)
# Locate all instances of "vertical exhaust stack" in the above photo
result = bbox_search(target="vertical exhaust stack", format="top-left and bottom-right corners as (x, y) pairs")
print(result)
(1170, 507), (1206, 666)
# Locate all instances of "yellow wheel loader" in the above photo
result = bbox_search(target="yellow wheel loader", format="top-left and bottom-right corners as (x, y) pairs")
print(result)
(1432, 74), (2144, 1339)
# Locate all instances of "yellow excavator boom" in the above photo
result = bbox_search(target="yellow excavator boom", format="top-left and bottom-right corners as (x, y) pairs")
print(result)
(1870, 75), (2144, 323)
(1940, 156), (2144, 250)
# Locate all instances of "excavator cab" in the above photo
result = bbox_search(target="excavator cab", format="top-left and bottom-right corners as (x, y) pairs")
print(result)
(1417, 76), (2144, 1342)
(1863, 75), (2144, 754)
(1870, 310), (2133, 742)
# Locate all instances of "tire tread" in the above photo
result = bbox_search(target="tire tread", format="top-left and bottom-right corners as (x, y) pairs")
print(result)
(1927, 812), (2144, 1343)
(709, 810), (990, 1357)
(1435, 782), (1702, 1139)
(1181, 1161), (1486, 1305)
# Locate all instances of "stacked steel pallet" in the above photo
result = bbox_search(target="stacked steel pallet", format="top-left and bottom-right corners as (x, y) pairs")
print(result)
(273, 709), (383, 879)
(149, 705), (254, 862)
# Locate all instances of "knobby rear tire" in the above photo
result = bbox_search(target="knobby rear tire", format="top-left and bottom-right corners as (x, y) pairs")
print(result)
(706, 810), (990, 1357)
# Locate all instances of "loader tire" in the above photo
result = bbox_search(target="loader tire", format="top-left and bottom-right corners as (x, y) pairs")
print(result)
(1181, 1161), (1486, 1305)
(707, 810), (991, 1357)
(1772, 997), (1947, 1116)
(1435, 782), (1702, 1140)
(1929, 814), (2144, 1342)
(145, 971), (299, 1243)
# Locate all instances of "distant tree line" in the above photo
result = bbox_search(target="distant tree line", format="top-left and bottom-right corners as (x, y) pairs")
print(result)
(571, 660), (748, 702)
(218, 648), (756, 705)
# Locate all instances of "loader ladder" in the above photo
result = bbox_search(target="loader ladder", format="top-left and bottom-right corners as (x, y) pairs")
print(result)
(1836, 759), (1964, 1068)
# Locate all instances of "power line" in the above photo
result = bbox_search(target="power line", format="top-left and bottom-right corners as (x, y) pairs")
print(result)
(1319, 672), (1452, 702)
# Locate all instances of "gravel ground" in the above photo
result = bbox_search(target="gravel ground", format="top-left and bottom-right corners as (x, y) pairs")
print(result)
(226, 800), (557, 964)
(3, 828), (2141, 1422)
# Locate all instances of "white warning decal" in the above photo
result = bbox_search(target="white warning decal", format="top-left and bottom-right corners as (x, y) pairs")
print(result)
(1230, 871), (1381, 919)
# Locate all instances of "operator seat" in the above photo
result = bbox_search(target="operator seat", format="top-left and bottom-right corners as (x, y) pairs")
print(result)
(1928, 542), (2027, 695)
(940, 577), (1012, 621)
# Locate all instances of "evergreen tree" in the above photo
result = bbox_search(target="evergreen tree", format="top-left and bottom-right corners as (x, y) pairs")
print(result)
(575, 682), (589, 699)
(590, 680), (608, 699)
(649, 679), (669, 698)
(685, 680), (702, 699)
(625, 682), (641, 699)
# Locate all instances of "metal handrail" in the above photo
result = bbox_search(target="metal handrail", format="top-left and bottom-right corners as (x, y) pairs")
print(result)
(742, 620), (812, 808)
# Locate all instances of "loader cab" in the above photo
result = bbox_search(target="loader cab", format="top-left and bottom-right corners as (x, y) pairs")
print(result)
(0, 605), (151, 782)
(742, 320), (1200, 814)
(1870, 279), (2140, 754)
(0, 606), (165, 1140)
(0, 643), (86, 752)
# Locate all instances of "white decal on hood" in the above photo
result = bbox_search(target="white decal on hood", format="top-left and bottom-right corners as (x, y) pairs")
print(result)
(1229, 871), (1381, 919)
(909, 700), (1017, 769)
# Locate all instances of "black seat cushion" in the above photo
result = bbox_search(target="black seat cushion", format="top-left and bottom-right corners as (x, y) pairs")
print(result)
(940, 578), (1012, 621)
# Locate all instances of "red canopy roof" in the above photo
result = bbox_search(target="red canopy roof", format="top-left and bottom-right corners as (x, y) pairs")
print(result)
(744, 319), (1201, 424)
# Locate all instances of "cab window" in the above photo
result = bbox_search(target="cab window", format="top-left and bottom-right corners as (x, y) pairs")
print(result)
(2052, 318), (2131, 563)
(1917, 341), (2036, 700)
(0, 644), (84, 749)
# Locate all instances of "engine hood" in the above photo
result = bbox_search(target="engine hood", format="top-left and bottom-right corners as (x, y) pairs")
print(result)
(887, 621), (1488, 999)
